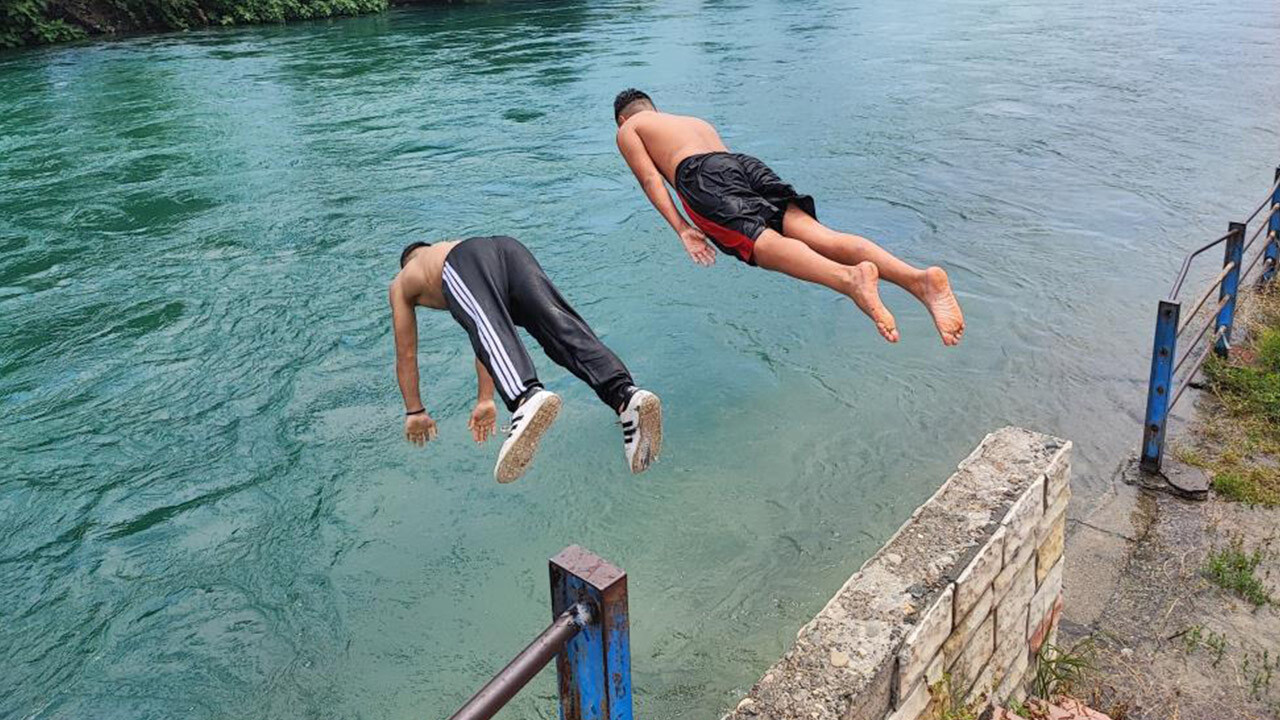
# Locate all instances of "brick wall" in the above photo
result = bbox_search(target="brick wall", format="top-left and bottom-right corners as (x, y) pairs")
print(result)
(723, 427), (1071, 720)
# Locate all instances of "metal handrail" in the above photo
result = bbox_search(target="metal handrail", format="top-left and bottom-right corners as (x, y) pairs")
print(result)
(1244, 177), (1280, 224)
(1169, 230), (1235, 299)
(1176, 262), (1235, 334)
(449, 604), (590, 720)
(1172, 295), (1230, 378)
(1170, 326), (1226, 410)
(1141, 165), (1280, 474)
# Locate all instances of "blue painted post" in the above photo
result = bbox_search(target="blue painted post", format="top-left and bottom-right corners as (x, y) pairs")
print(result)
(1140, 300), (1180, 474)
(1264, 166), (1280, 284)
(550, 546), (632, 720)
(1215, 222), (1246, 357)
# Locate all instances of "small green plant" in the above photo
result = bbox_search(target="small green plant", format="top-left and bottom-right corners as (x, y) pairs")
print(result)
(1203, 536), (1272, 606)
(927, 672), (985, 720)
(1006, 698), (1033, 718)
(1030, 637), (1096, 700)
(1247, 649), (1275, 700)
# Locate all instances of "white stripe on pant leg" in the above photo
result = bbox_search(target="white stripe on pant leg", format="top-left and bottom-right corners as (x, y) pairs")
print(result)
(443, 265), (527, 395)
(442, 270), (519, 400)
(442, 265), (525, 396)
(442, 270), (521, 400)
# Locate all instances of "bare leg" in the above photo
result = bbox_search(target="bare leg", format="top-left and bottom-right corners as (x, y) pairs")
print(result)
(752, 229), (899, 343)
(782, 205), (965, 346)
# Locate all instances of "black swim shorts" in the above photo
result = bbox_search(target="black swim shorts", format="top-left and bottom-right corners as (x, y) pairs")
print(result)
(673, 152), (816, 265)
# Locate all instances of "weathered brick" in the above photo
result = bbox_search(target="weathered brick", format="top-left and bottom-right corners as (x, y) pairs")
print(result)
(951, 613), (994, 696)
(1036, 485), (1069, 545)
(1036, 514), (1066, 584)
(994, 601), (1029, 652)
(992, 539), (1033, 605)
(1029, 558), (1063, 631)
(1042, 443), (1072, 507)
(994, 636), (1031, 702)
(884, 675), (930, 720)
(955, 527), (1004, 620)
(963, 657), (998, 707)
(896, 584), (954, 698)
(942, 586), (992, 671)
(1001, 476), (1045, 566)
(1030, 594), (1064, 656)
(995, 559), (1035, 642)
(896, 620), (949, 702)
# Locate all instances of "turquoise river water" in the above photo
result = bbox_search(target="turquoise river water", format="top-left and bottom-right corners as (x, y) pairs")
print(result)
(2, 1), (1279, 718)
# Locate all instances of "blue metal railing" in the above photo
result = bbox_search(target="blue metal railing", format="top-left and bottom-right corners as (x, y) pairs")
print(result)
(448, 545), (633, 720)
(1140, 166), (1280, 473)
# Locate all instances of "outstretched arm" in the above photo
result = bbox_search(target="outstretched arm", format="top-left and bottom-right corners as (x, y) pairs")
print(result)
(617, 124), (716, 267)
(390, 280), (437, 445)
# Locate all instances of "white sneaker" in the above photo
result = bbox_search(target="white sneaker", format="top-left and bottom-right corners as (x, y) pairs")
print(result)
(619, 389), (663, 474)
(494, 390), (562, 483)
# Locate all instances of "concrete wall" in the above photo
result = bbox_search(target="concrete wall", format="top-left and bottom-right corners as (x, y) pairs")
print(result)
(724, 427), (1071, 720)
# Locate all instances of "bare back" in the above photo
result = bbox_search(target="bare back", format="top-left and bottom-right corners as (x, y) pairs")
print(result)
(394, 241), (458, 310)
(623, 111), (728, 182)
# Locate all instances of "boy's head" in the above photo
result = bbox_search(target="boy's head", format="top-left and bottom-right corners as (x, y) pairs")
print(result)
(614, 89), (654, 126)
(399, 241), (432, 269)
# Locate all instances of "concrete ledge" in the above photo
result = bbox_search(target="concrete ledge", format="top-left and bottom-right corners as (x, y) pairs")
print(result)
(723, 427), (1070, 720)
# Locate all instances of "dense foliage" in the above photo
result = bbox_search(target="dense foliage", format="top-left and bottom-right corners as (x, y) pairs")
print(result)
(1, 0), (388, 47)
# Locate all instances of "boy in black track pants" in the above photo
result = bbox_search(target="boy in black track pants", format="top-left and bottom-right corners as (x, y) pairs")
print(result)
(389, 235), (663, 483)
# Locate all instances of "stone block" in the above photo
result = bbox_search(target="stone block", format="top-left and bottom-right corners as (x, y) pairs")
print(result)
(950, 613), (994, 695)
(896, 584), (954, 699)
(942, 587), (992, 671)
(994, 636), (1031, 702)
(955, 526), (1004, 620)
(995, 559), (1035, 641)
(1030, 557), (1063, 617)
(1036, 514), (1066, 584)
(993, 539), (1033, 605)
(1037, 486), (1069, 545)
(884, 676), (930, 720)
(1001, 476), (1045, 566)
(963, 656), (998, 707)
(1030, 594), (1064, 656)
(1043, 442), (1072, 507)
(994, 602), (1029, 653)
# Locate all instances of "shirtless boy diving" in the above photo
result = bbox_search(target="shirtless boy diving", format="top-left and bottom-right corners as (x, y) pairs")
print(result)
(613, 89), (965, 346)
(390, 235), (663, 482)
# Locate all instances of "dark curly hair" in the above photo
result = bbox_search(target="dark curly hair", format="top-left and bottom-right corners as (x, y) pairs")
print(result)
(613, 88), (653, 121)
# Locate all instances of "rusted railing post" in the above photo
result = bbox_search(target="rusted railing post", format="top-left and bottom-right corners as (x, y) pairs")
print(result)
(550, 546), (633, 720)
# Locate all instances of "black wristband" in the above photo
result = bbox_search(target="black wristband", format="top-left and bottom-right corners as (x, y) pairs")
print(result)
(405, 408), (426, 416)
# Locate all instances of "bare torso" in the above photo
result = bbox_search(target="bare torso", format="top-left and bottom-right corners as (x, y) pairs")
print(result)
(623, 111), (729, 183)
(397, 240), (459, 310)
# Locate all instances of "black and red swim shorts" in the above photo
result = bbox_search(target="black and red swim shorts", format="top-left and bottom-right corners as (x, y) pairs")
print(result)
(674, 152), (816, 266)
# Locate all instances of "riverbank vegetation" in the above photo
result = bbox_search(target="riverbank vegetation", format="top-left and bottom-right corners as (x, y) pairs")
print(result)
(1175, 284), (1280, 506)
(2, 0), (389, 48)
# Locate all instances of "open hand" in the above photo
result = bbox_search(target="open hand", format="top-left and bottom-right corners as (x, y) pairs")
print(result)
(678, 226), (716, 267)
(468, 399), (497, 443)
(404, 412), (438, 446)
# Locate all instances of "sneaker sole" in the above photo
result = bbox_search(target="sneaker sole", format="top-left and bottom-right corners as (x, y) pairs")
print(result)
(629, 392), (663, 474)
(495, 394), (562, 483)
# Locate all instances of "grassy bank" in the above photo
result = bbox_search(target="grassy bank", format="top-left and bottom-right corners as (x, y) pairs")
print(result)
(1, 0), (396, 48)
(1176, 284), (1280, 506)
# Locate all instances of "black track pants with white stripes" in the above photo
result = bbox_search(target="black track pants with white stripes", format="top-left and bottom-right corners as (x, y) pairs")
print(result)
(440, 236), (636, 413)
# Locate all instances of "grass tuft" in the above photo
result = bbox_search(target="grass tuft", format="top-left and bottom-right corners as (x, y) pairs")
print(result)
(1202, 536), (1272, 606)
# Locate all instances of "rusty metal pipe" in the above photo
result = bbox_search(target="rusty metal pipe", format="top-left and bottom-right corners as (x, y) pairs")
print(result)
(448, 603), (591, 720)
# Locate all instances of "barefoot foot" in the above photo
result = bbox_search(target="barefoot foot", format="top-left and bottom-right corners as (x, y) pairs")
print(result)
(846, 262), (898, 343)
(921, 266), (964, 346)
